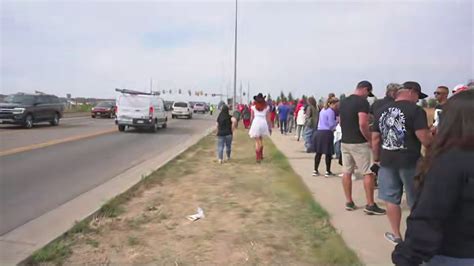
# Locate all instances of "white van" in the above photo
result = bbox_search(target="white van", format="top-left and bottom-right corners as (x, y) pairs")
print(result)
(115, 89), (168, 132)
(171, 101), (193, 119)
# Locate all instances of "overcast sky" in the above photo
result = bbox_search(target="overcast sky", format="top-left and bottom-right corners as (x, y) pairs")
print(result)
(1, 0), (473, 101)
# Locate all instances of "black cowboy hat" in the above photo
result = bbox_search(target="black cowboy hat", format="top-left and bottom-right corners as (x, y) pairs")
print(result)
(253, 93), (266, 103)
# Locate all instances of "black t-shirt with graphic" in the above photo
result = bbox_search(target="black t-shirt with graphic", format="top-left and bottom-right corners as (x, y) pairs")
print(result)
(340, 95), (370, 144)
(373, 100), (428, 168)
(370, 96), (394, 115)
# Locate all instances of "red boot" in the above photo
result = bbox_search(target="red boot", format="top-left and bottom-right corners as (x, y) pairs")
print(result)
(260, 146), (264, 160)
(256, 150), (261, 163)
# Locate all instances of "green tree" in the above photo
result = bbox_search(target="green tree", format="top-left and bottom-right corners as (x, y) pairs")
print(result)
(427, 98), (437, 108)
(288, 92), (294, 102)
(339, 93), (346, 101)
(302, 94), (308, 101)
(280, 91), (287, 102)
(276, 96), (281, 103)
(267, 93), (272, 101)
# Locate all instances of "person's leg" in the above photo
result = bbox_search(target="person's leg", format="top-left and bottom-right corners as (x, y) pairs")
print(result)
(283, 119), (288, 133)
(314, 153), (322, 174)
(400, 166), (417, 209)
(303, 127), (311, 151)
(335, 140), (341, 159)
(280, 119), (284, 134)
(325, 154), (332, 173)
(363, 173), (376, 205)
(341, 144), (356, 205)
(225, 135), (233, 160)
(378, 166), (403, 238)
(217, 136), (224, 162)
(288, 116), (294, 133)
(352, 143), (377, 206)
(255, 138), (260, 162)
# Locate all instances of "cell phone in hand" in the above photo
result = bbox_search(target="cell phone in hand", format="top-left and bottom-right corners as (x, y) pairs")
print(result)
(370, 163), (380, 175)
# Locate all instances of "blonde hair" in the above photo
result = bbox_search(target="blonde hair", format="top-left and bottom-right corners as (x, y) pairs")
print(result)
(325, 97), (339, 109)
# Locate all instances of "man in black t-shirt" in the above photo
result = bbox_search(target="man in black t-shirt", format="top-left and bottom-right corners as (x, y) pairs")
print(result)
(339, 80), (386, 215)
(372, 81), (433, 245)
(370, 83), (401, 115)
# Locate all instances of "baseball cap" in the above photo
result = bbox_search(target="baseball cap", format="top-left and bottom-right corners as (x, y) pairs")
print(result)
(452, 84), (469, 94)
(401, 81), (428, 99)
(357, 80), (374, 97)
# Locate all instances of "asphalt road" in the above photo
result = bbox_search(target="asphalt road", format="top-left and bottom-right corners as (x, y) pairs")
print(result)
(0, 114), (215, 235)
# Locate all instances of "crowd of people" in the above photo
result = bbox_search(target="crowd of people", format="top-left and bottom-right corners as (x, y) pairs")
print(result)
(215, 80), (474, 265)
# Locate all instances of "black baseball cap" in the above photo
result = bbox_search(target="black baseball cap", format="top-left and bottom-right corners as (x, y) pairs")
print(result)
(357, 80), (374, 97)
(401, 81), (428, 99)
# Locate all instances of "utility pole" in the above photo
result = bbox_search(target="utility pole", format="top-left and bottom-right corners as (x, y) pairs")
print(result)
(150, 78), (153, 93)
(239, 81), (243, 104)
(247, 81), (250, 104)
(232, 0), (238, 110)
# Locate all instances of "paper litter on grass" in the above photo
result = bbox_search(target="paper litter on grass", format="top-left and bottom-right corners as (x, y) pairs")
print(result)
(187, 207), (205, 221)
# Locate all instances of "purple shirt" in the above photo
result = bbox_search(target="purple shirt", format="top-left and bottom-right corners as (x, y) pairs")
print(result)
(317, 108), (338, 130)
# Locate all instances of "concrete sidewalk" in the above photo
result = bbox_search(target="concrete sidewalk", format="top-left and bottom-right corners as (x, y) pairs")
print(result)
(271, 132), (410, 266)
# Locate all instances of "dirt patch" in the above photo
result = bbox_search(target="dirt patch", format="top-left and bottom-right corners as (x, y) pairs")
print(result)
(32, 130), (360, 265)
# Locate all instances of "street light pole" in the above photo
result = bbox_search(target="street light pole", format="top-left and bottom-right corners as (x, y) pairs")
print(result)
(232, 0), (238, 110)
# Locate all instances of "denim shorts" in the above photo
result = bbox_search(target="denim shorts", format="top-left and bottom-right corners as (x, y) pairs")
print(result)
(378, 166), (416, 208)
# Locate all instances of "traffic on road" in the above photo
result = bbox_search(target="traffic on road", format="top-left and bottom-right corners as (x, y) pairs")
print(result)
(0, 91), (216, 236)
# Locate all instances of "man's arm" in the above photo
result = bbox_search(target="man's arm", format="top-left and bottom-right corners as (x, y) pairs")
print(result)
(358, 112), (371, 145)
(231, 117), (237, 133)
(414, 107), (433, 148)
(415, 129), (433, 149)
(371, 132), (381, 162)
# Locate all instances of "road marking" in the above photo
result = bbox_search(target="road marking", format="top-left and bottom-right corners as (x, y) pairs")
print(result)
(0, 128), (117, 157)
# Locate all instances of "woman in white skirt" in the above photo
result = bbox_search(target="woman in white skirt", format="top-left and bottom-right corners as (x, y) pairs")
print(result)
(249, 93), (272, 163)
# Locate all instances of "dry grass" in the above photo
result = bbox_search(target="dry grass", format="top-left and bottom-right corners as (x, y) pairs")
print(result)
(29, 129), (360, 265)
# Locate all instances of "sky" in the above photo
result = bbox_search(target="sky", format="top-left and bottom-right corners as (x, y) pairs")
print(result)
(1, 0), (473, 102)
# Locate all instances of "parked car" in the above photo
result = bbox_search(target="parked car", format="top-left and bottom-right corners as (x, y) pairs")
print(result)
(0, 93), (64, 129)
(193, 102), (207, 113)
(91, 101), (116, 118)
(171, 102), (193, 119)
(115, 89), (167, 132)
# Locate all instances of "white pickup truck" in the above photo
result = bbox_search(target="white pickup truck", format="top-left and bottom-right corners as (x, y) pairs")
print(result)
(115, 89), (168, 132)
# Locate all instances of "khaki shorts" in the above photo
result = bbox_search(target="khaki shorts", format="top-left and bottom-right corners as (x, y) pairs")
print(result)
(341, 143), (372, 175)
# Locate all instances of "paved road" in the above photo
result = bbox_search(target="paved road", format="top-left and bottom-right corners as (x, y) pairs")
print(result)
(0, 117), (116, 151)
(0, 115), (215, 235)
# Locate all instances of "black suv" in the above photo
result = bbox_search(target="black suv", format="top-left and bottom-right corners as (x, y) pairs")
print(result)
(0, 93), (65, 128)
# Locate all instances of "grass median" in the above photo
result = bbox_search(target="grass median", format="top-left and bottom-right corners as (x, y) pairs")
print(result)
(28, 129), (360, 265)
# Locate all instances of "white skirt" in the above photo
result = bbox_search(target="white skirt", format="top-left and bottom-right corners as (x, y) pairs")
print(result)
(249, 118), (270, 138)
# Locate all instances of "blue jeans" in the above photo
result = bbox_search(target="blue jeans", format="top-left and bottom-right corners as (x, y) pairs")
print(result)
(378, 166), (416, 208)
(280, 119), (287, 134)
(217, 135), (233, 160)
(287, 115), (294, 132)
(303, 126), (315, 152)
(334, 140), (341, 159)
